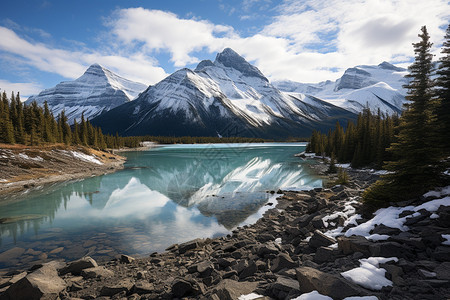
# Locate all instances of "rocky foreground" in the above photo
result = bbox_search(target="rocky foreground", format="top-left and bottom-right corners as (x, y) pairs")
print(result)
(0, 170), (449, 300)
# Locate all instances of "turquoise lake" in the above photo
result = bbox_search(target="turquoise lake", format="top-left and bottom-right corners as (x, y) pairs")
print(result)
(0, 143), (322, 270)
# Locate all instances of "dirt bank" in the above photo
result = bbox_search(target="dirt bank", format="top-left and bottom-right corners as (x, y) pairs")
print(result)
(0, 144), (126, 201)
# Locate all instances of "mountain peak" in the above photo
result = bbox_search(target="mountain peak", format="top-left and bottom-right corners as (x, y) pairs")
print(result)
(378, 61), (405, 71)
(214, 48), (268, 82)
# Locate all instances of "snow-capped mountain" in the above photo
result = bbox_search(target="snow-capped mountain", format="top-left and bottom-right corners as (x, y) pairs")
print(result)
(274, 62), (408, 115)
(26, 64), (147, 123)
(92, 48), (355, 138)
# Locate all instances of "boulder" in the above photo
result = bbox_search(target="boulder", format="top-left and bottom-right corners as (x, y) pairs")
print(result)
(296, 267), (368, 299)
(370, 224), (401, 236)
(271, 253), (297, 273)
(337, 236), (371, 256)
(171, 278), (205, 298)
(311, 216), (325, 229)
(100, 279), (134, 296)
(432, 246), (450, 261)
(213, 279), (258, 300)
(239, 261), (257, 279)
(434, 262), (450, 280)
(270, 276), (301, 299)
(217, 258), (234, 269)
(120, 254), (135, 264)
(59, 256), (98, 275)
(309, 230), (336, 249)
(132, 281), (155, 295)
(257, 242), (280, 258)
(294, 214), (315, 227)
(189, 260), (214, 277)
(81, 266), (114, 279)
(314, 246), (339, 263)
(1, 264), (66, 300)
(369, 242), (412, 259)
(178, 238), (204, 254)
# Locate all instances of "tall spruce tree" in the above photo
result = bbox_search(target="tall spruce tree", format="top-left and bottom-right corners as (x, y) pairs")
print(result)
(436, 24), (450, 158)
(364, 26), (442, 206)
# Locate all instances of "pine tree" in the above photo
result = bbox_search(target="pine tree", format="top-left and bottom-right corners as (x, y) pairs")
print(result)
(436, 24), (450, 158)
(14, 92), (26, 143)
(72, 119), (81, 144)
(0, 91), (15, 144)
(364, 26), (443, 206)
(80, 113), (88, 145)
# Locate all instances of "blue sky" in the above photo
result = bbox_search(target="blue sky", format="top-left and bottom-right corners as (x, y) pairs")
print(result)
(1, 0), (449, 99)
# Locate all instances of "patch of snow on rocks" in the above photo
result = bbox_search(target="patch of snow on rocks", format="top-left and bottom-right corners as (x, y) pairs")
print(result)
(238, 293), (264, 300)
(18, 153), (44, 161)
(293, 290), (332, 300)
(341, 257), (398, 290)
(322, 198), (360, 228)
(442, 234), (450, 246)
(367, 234), (390, 241)
(430, 213), (439, 219)
(345, 192), (450, 238)
(70, 151), (103, 165)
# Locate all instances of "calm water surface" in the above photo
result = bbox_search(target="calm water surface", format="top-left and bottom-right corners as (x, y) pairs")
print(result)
(0, 143), (322, 270)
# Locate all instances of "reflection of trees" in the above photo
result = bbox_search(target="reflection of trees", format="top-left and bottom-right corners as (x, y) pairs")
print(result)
(0, 175), (109, 245)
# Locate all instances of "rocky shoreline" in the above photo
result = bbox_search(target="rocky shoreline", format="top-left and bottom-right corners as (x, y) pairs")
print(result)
(0, 167), (449, 299)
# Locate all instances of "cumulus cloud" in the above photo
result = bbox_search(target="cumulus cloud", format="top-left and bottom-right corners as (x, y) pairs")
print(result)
(262, 0), (450, 80)
(0, 79), (43, 100)
(0, 26), (167, 88)
(2, 0), (450, 93)
(108, 8), (235, 66)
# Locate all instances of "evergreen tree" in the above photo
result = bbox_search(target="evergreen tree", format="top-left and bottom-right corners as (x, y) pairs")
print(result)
(72, 119), (81, 144)
(14, 92), (26, 143)
(79, 113), (88, 146)
(364, 26), (443, 206)
(436, 24), (450, 157)
(0, 91), (15, 144)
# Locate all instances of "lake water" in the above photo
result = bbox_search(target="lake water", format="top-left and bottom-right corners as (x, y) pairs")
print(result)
(0, 143), (322, 270)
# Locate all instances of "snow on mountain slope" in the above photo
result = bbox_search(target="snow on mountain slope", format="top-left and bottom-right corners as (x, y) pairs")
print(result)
(26, 64), (147, 123)
(274, 62), (409, 115)
(92, 48), (356, 138)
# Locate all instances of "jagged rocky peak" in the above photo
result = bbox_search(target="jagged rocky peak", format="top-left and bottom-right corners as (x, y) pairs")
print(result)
(334, 67), (374, 91)
(78, 63), (109, 81)
(195, 60), (214, 71)
(215, 48), (268, 82)
(378, 61), (405, 71)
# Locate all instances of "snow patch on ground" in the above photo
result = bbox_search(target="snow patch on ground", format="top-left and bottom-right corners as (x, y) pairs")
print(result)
(293, 291), (332, 300)
(18, 153), (44, 161)
(70, 151), (103, 165)
(367, 234), (390, 241)
(344, 190), (450, 238)
(322, 198), (360, 229)
(341, 257), (398, 290)
(238, 293), (264, 300)
(442, 234), (450, 246)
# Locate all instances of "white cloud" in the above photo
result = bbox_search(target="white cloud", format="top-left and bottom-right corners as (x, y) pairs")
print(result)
(105, 2), (449, 83)
(0, 26), (167, 87)
(0, 80), (43, 100)
(260, 0), (450, 81)
(109, 8), (235, 67)
(2, 0), (449, 94)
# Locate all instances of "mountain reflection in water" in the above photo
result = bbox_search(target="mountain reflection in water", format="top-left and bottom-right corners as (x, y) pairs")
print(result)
(0, 143), (322, 270)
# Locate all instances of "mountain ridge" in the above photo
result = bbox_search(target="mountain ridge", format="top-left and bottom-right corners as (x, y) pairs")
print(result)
(26, 64), (147, 123)
(91, 48), (356, 138)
